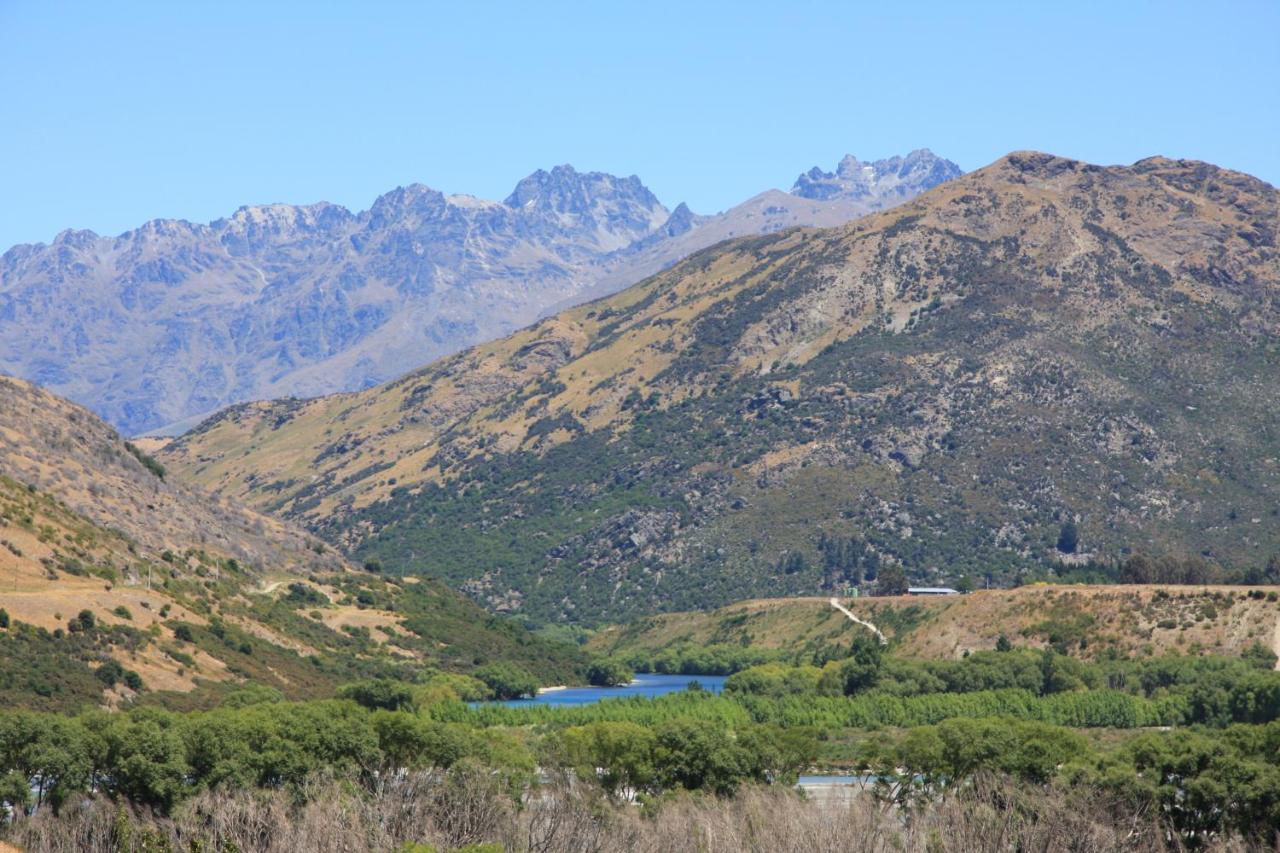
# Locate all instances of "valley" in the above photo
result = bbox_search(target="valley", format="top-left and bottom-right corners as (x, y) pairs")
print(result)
(5, 6), (1279, 849)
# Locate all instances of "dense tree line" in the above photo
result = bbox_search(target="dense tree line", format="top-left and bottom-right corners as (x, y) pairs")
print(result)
(6, 640), (1280, 847)
(5, 689), (1280, 845)
(1046, 552), (1280, 586)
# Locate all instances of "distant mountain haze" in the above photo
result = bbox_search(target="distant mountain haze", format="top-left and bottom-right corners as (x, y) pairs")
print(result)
(0, 150), (961, 434)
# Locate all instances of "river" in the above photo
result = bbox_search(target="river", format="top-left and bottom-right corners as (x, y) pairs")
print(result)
(482, 672), (728, 707)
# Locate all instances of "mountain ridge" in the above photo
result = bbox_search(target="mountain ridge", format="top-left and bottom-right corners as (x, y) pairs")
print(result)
(0, 151), (962, 434)
(155, 149), (1280, 624)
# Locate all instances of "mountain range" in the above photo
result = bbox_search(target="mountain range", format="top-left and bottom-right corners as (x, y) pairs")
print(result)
(0, 150), (961, 435)
(155, 151), (1280, 624)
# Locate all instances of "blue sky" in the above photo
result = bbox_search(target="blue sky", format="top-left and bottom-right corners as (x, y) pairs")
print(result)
(2, 0), (1277, 248)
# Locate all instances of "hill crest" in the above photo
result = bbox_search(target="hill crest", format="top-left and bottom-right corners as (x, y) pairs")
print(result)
(159, 151), (1280, 622)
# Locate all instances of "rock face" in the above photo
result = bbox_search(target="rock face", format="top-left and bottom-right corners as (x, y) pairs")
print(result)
(0, 154), (961, 435)
(159, 151), (1280, 624)
(791, 149), (962, 202)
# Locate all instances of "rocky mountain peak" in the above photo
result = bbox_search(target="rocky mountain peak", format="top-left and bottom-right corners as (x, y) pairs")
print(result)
(364, 183), (450, 228)
(50, 228), (100, 249)
(506, 165), (663, 212)
(502, 165), (669, 248)
(793, 149), (963, 202)
(0, 149), (958, 434)
(658, 202), (700, 238)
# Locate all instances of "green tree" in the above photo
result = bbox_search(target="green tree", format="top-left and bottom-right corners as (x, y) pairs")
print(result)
(653, 719), (747, 795)
(833, 634), (884, 696)
(877, 564), (908, 596)
(586, 658), (635, 687)
(1056, 522), (1079, 554)
(737, 724), (818, 785)
(559, 721), (655, 798)
(474, 662), (540, 700)
(339, 679), (416, 711)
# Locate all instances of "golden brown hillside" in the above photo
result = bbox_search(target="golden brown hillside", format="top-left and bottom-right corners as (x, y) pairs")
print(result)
(590, 586), (1280, 665)
(0, 377), (592, 709)
(157, 151), (1280, 622)
(0, 375), (343, 572)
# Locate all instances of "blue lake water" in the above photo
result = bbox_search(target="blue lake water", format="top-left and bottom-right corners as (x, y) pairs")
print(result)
(483, 673), (728, 707)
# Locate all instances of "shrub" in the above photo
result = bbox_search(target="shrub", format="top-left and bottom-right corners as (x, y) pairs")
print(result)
(96, 660), (125, 687)
(124, 442), (166, 480)
(68, 609), (96, 633)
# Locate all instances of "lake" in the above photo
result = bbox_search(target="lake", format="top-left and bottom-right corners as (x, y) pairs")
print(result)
(483, 673), (728, 707)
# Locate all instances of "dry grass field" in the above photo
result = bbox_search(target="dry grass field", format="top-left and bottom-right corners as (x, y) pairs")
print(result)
(591, 584), (1280, 665)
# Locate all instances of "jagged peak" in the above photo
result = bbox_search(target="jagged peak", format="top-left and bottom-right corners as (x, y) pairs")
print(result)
(364, 183), (450, 226)
(658, 202), (700, 237)
(51, 228), (101, 248)
(504, 165), (662, 213)
(792, 149), (963, 201)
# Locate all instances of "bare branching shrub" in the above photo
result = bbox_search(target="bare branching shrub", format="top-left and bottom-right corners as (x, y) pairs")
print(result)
(521, 771), (615, 853)
(426, 762), (518, 849)
(6, 772), (1274, 853)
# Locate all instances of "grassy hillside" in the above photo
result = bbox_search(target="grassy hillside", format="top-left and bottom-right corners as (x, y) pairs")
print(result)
(590, 585), (1280, 664)
(159, 152), (1280, 623)
(0, 379), (591, 711)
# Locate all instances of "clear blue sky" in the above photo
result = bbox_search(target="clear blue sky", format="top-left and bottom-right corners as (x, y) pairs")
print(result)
(3, 0), (1277, 248)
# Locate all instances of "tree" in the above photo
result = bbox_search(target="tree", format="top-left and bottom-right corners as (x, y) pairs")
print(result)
(0, 608), (8, 629)
(474, 663), (539, 700)
(653, 719), (747, 795)
(737, 724), (818, 786)
(586, 658), (634, 687)
(996, 634), (1013, 652)
(1119, 553), (1155, 584)
(877, 565), (908, 596)
(1056, 522), (1079, 555)
(559, 721), (655, 798)
(339, 679), (416, 711)
(828, 634), (883, 696)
